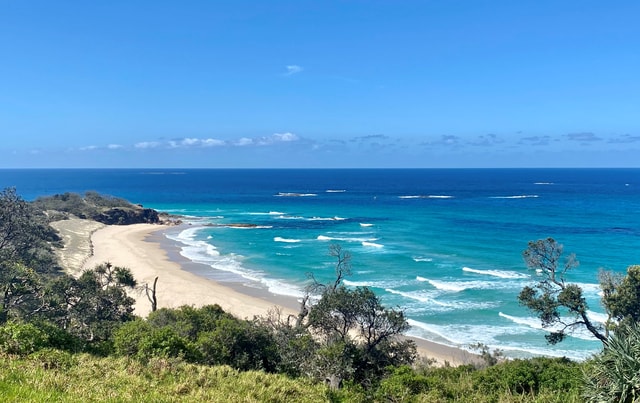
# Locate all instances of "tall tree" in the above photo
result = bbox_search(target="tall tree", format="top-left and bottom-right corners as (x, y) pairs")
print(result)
(519, 238), (640, 345)
(518, 238), (607, 344)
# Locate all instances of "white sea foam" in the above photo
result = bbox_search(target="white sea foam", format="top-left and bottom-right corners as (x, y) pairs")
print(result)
(228, 225), (273, 229)
(274, 237), (301, 243)
(317, 235), (379, 242)
(489, 195), (539, 199)
(360, 223), (374, 227)
(418, 276), (527, 292)
(398, 195), (454, 199)
(424, 279), (469, 292)
(343, 279), (377, 287)
(386, 288), (446, 305)
(499, 312), (602, 341)
(308, 216), (346, 221)
(534, 182), (554, 185)
(362, 241), (384, 248)
(413, 257), (433, 262)
(405, 319), (598, 360)
(326, 189), (346, 193)
(406, 320), (523, 350)
(462, 266), (529, 279)
(247, 211), (286, 216)
(587, 311), (609, 324)
(275, 192), (317, 197)
(277, 215), (345, 221)
(259, 278), (305, 299)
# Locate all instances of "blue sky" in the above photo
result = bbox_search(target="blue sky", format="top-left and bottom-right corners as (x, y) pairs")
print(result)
(1, 1), (639, 168)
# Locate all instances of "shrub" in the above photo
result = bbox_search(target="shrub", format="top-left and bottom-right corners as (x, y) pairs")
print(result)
(28, 348), (76, 370)
(583, 322), (640, 402)
(473, 357), (581, 397)
(0, 321), (49, 356)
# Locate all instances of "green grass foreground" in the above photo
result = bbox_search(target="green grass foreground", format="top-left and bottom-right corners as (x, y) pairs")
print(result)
(0, 352), (584, 402)
(0, 353), (329, 402)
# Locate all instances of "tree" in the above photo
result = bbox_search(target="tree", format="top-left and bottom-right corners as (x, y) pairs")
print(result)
(42, 262), (137, 343)
(0, 188), (62, 275)
(298, 245), (416, 388)
(0, 262), (44, 324)
(518, 238), (607, 344)
(601, 265), (640, 330)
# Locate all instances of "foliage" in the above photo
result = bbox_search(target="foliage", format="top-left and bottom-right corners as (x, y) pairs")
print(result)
(518, 238), (607, 343)
(0, 187), (62, 275)
(583, 322), (640, 403)
(0, 262), (45, 324)
(32, 191), (132, 220)
(41, 262), (137, 343)
(0, 321), (49, 356)
(601, 265), (640, 330)
(297, 245), (416, 389)
(115, 305), (280, 372)
(196, 317), (279, 371)
(472, 357), (582, 398)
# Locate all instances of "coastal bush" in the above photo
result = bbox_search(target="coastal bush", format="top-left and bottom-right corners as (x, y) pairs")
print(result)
(472, 357), (582, 398)
(583, 322), (640, 402)
(0, 187), (62, 276)
(0, 321), (49, 356)
(147, 304), (231, 340)
(196, 317), (280, 372)
(42, 263), (137, 344)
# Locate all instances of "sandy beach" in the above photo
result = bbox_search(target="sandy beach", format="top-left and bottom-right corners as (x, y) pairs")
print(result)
(53, 218), (480, 366)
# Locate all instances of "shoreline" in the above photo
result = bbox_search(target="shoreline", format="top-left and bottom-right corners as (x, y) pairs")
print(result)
(62, 219), (480, 366)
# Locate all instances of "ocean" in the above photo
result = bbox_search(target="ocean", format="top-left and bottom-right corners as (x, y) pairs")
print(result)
(2, 168), (639, 360)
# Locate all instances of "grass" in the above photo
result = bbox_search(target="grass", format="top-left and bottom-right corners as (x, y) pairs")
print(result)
(0, 353), (330, 402)
(0, 352), (585, 402)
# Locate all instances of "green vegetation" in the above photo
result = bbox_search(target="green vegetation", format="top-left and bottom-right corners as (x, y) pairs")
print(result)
(2, 188), (640, 401)
(32, 190), (162, 225)
(519, 237), (640, 344)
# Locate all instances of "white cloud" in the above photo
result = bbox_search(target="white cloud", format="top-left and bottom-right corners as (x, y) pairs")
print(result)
(235, 137), (254, 146)
(272, 132), (298, 142)
(201, 138), (225, 147)
(135, 141), (161, 149)
(284, 65), (303, 76)
(79, 145), (98, 151)
(107, 144), (123, 149)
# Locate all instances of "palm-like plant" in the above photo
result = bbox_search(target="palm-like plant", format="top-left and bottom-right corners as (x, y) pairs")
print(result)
(583, 322), (640, 402)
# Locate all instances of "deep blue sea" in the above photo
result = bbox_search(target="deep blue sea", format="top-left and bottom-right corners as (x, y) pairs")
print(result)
(2, 168), (639, 360)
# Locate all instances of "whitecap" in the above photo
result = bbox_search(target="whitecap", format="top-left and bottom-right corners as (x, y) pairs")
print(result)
(274, 237), (301, 243)
(326, 189), (346, 193)
(413, 257), (433, 262)
(463, 266), (529, 279)
(424, 279), (468, 292)
(498, 312), (602, 341)
(534, 182), (554, 185)
(360, 223), (374, 227)
(275, 192), (317, 197)
(489, 195), (539, 199)
(362, 241), (384, 248)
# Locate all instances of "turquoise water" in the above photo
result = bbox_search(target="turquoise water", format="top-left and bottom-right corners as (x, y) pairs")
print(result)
(3, 168), (639, 359)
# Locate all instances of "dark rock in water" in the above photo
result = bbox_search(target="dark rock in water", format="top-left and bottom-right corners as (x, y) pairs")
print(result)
(92, 207), (160, 225)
